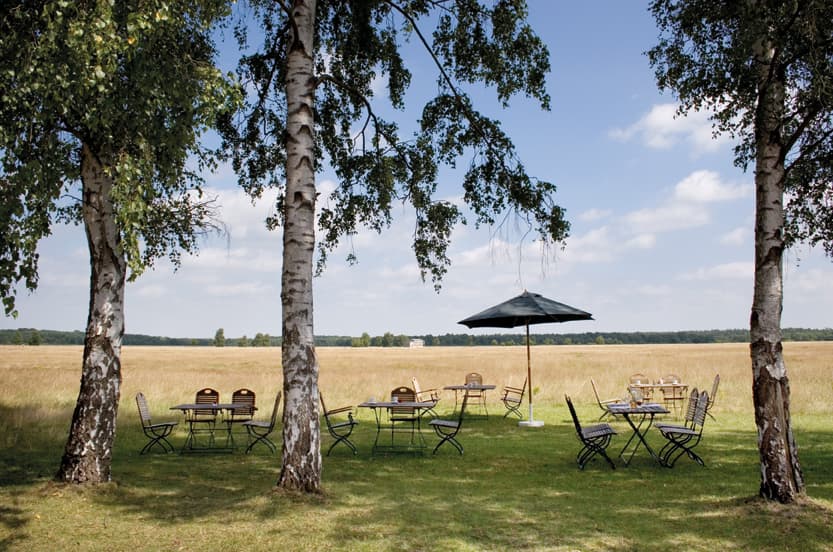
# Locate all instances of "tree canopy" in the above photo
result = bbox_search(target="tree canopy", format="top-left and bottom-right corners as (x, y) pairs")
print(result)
(222, 0), (568, 288)
(0, 1), (240, 315)
(648, 0), (833, 255)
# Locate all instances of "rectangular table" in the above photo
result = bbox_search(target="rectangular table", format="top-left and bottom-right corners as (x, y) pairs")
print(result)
(629, 383), (688, 417)
(606, 402), (669, 466)
(443, 384), (496, 417)
(358, 400), (437, 455)
(170, 402), (250, 453)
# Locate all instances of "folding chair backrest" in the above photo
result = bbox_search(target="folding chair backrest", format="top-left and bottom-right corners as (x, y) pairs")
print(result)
(231, 388), (256, 417)
(682, 387), (699, 426)
(195, 387), (219, 416)
(268, 391), (282, 431)
(693, 390), (709, 428)
(659, 374), (680, 384)
(466, 372), (483, 385)
(629, 373), (649, 385)
(456, 393), (469, 424)
(565, 394), (583, 435)
(136, 392), (152, 428)
(390, 386), (416, 417)
(590, 378), (603, 406)
(708, 374), (720, 411)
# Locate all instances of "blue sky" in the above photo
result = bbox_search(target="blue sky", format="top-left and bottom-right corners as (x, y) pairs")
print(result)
(3, 2), (832, 339)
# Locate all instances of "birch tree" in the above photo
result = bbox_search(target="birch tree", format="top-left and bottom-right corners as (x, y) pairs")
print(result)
(0, 1), (238, 483)
(222, 0), (565, 492)
(648, 0), (833, 503)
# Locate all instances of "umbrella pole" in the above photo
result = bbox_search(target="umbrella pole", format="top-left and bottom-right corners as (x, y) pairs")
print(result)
(519, 322), (544, 427)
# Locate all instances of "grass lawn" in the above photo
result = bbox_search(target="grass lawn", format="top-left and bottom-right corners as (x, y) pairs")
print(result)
(1, 343), (832, 551)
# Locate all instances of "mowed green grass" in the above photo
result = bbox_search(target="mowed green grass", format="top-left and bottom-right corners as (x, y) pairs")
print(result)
(1, 342), (833, 551)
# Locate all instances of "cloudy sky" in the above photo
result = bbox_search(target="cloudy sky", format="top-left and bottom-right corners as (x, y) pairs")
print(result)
(3, 2), (832, 339)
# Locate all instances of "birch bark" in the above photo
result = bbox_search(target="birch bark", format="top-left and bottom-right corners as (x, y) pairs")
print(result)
(277, 0), (322, 492)
(56, 144), (126, 484)
(749, 29), (804, 503)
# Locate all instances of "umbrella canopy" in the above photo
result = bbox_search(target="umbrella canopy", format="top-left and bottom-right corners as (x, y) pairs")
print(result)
(458, 290), (593, 426)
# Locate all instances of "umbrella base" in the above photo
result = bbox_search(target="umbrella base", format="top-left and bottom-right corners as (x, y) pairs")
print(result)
(518, 420), (544, 428)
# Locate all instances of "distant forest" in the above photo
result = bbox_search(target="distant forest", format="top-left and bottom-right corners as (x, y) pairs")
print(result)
(1, 327), (832, 347)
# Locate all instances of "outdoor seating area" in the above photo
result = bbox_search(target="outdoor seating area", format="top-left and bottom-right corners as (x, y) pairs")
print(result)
(162, 388), (279, 453)
(573, 372), (718, 468)
(136, 370), (716, 465)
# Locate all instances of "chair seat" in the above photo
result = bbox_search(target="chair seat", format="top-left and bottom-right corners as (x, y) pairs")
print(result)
(147, 421), (178, 431)
(429, 419), (459, 429)
(329, 420), (355, 430)
(658, 426), (697, 437)
(582, 423), (616, 439)
(655, 422), (685, 431)
(242, 420), (270, 429)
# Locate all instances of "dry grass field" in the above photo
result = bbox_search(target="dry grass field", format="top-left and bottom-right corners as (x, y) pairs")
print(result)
(1, 342), (832, 551)
(3, 341), (829, 427)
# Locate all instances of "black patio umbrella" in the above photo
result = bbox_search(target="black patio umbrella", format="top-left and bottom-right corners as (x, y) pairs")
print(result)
(458, 290), (593, 426)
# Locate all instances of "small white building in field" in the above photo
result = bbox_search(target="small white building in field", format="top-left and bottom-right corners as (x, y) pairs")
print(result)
(409, 339), (424, 348)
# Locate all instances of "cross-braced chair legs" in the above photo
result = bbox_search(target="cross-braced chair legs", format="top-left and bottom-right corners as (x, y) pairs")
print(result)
(657, 389), (709, 467)
(241, 391), (282, 454)
(501, 378), (526, 419)
(429, 395), (468, 455)
(566, 395), (617, 470)
(321, 394), (359, 456)
(136, 392), (178, 454)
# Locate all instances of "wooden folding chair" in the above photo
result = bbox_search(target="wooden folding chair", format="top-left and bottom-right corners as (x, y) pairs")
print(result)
(320, 393), (359, 456)
(241, 391), (282, 454)
(135, 392), (178, 454)
(500, 378), (526, 419)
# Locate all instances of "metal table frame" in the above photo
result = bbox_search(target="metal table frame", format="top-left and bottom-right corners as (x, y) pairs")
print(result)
(358, 400), (437, 455)
(443, 384), (496, 417)
(170, 402), (249, 453)
(607, 402), (669, 466)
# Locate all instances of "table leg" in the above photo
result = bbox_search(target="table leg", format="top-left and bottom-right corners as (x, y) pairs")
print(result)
(618, 413), (661, 465)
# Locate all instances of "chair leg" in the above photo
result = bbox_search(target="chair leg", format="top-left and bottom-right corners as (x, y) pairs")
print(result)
(432, 433), (463, 455)
(326, 430), (358, 456)
(141, 426), (176, 455)
(244, 426), (276, 454)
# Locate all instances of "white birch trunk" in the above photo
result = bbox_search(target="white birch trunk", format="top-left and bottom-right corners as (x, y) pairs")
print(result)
(277, 0), (322, 492)
(56, 144), (126, 484)
(750, 29), (804, 503)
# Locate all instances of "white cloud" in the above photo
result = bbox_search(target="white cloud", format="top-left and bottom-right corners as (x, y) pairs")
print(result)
(204, 282), (273, 297)
(672, 170), (751, 203)
(720, 227), (749, 246)
(134, 285), (167, 298)
(625, 234), (657, 249)
(623, 202), (710, 233)
(578, 208), (612, 223)
(622, 170), (749, 234)
(563, 227), (616, 263)
(679, 261), (753, 281)
(788, 267), (833, 293)
(609, 102), (729, 154)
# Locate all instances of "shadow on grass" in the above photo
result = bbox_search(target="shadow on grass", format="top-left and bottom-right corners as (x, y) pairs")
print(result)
(2, 407), (833, 550)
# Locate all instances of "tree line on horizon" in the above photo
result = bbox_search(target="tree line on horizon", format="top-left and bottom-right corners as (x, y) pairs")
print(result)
(3, 327), (831, 347)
